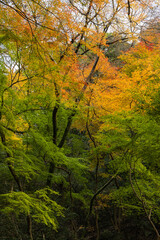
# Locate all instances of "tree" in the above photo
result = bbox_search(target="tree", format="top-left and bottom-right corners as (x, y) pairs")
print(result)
(94, 39), (160, 239)
(0, 0), (160, 239)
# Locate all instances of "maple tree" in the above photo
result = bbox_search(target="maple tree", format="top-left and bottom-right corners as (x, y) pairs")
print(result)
(94, 35), (160, 238)
(0, 0), (160, 239)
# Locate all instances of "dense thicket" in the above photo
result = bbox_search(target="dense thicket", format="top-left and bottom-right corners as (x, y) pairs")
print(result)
(0, 0), (160, 239)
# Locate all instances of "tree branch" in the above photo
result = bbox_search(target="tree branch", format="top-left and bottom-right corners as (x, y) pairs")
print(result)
(58, 110), (76, 148)
(86, 174), (117, 222)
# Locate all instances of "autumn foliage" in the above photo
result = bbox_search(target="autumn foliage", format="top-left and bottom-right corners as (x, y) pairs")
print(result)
(0, 0), (160, 239)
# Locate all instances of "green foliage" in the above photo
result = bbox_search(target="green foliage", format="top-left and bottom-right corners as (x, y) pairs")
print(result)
(0, 188), (64, 230)
(96, 107), (160, 223)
